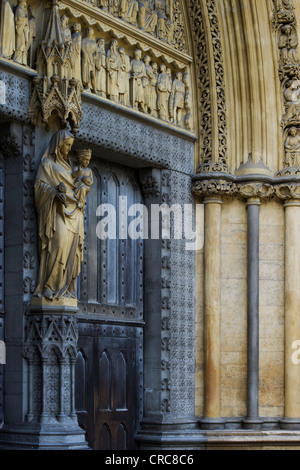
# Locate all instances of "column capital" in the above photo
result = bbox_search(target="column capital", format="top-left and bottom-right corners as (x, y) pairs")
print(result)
(237, 182), (274, 202)
(192, 178), (237, 199)
(274, 183), (300, 202)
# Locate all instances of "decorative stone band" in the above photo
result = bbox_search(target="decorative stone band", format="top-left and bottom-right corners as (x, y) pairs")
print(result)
(192, 172), (300, 202)
(192, 178), (237, 198)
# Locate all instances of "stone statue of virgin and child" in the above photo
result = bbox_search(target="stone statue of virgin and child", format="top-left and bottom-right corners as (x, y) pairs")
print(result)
(33, 130), (93, 304)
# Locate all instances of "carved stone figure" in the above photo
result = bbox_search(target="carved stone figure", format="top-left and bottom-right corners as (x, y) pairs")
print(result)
(72, 149), (94, 208)
(81, 27), (97, 92)
(284, 126), (300, 166)
(138, 0), (157, 34)
(157, 63), (171, 121)
(95, 38), (107, 97)
(34, 130), (89, 301)
(131, 48), (146, 111)
(122, 0), (139, 24)
(156, 0), (167, 40)
(283, 79), (300, 121)
(169, 71), (185, 126)
(150, 61), (158, 116)
(143, 55), (156, 114)
(108, 0), (118, 14)
(0, 0), (15, 59)
(72, 23), (82, 83)
(106, 39), (120, 102)
(61, 15), (72, 43)
(27, 6), (36, 68)
(60, 15), (74, 81)
(118, 46), (131, 105)
(164, 18), (174, 44)
(279, 24), (298, 64)
(119, 0), (128, 18)
(98, 0), (108, 8)
(13, 0), (29, 65)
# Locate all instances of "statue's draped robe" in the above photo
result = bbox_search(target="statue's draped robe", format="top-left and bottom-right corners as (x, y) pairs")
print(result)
(0, 0), (15, 58)
(34, 131), (84, 299)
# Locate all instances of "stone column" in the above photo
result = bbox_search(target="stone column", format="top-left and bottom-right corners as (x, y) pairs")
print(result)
(200, 196), (225, 429)
(281, 197), (300, 430)
(243, 196), (262, 430)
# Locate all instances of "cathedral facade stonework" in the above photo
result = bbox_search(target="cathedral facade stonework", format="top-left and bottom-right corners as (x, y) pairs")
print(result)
(1, 0), (300, 451)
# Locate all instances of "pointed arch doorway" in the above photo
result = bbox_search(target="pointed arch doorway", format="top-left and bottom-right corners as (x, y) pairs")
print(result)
(74, 157), (144, 450)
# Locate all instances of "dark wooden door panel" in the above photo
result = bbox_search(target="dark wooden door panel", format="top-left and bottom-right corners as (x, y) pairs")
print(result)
(76, 326), (141, 450)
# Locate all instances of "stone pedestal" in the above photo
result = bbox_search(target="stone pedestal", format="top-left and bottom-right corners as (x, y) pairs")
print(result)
(0, 302), (89, 449)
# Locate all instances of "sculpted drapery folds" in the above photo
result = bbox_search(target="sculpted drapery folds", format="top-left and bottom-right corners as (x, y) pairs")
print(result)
(131, 48), (146, 111)
(34, 130), (92, 302)
(118, 46), (131, 105)
(0, 0), (15, 59)
(157, 63), (171, 121)
(81, 27), (97, 92)
(106, 39), (121, 102)
(72, 22), (82, 83)
(95, 38), (107, 97)
(13, 0), (29, 65)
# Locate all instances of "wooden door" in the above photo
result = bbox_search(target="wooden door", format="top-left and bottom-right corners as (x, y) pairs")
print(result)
(75, 158), (143, 450)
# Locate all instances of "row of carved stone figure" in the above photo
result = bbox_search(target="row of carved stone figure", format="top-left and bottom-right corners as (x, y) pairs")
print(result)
(59, 19), (191, 127)
(0, 0), (35, 67)
(85, 0), (176, 45)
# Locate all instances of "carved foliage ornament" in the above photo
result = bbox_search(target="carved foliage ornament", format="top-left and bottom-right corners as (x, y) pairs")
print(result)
(272, 0), (300, 171)
(192, 179), (237, 198)
(188, 0), (228, 169)
(193, 177), (300, 202)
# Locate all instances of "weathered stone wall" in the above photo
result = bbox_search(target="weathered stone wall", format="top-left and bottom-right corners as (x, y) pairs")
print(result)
(220, 198), (248, 419)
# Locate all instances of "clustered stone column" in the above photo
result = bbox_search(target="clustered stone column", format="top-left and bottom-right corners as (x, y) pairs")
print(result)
(192, 168), (300, 431)
(192, 177), (236, 430)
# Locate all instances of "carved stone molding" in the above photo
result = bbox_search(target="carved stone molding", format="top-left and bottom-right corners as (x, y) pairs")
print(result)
(192, 175), (300, 203)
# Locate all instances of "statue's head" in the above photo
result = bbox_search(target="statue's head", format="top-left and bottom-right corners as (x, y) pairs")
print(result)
(61, 15), (69, 28)
(60, 137), (74, 158)
(72, 22), (81, 33)
(77, 149), (92, 168)
(134, 49), (142, 60)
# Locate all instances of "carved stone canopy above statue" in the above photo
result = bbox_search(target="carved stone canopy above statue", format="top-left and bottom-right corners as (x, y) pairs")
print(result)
(28, 0), (83, 134)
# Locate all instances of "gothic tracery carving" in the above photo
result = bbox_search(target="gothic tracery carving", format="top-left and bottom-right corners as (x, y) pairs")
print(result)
(272, 0), (300, 172)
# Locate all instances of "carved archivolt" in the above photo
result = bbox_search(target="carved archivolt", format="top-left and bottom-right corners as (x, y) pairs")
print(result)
(272, 0), (300, 171)
(188, 0), (228, 170)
